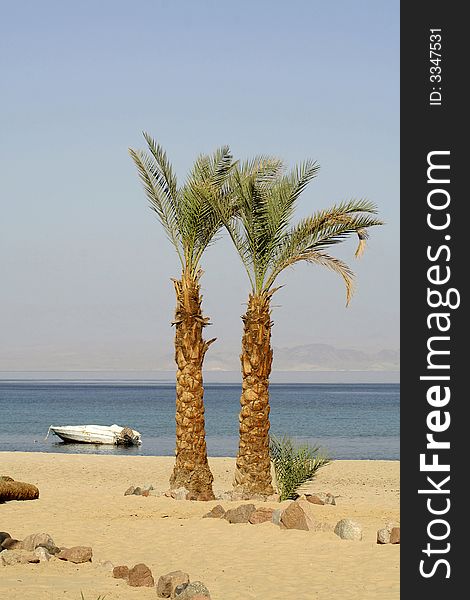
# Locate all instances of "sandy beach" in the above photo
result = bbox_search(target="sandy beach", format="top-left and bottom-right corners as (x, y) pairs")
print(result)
(1, 453), (399, 599)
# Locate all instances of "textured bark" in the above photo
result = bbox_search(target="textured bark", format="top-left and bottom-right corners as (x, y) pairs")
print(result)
(233, 292), (274, 496)
(169, 269), (215, 499)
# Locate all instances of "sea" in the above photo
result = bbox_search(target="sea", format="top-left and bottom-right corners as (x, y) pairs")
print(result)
(0, 381), (399, 460)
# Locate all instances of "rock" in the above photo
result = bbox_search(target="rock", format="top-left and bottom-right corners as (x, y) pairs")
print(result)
(133, 486), (142, 495)
(1, 538), (22, 550)
(97, 560), (114, 571)
(215, 491), (233, 501)
(157, 570), (190, 598)
(228, 491), (245, 502)
(305, 494), (325, 505)
(174, 583), (189, 596)
(142, 483), (154, 492)
(124, 486), (135, 495)
(317, 492), (336, 505)
(280, 501), (315, 531)
(390, 527), (400, 544)
(128, 563), (154, 587)
(0, 476), (14, 482)
(113, 565), (130, 579)
(0, 532), (11, 545)
(175, 581), (211, 599)
(202, 505), (226, 519)
(0, 549), (40, 564)
(171, 487), (190, 500)
(57, 546), (93, 563)
(34, 547), (52, 562)
(224, 504), (256, 524)
(141, 490), (150, 497)
(244, 493), (267, 502)
(334, 519), (363, 541)
(377, 528), (391, 544)
(249, 507), (275, 524)
(272, 509), (282, 526)
(21, 532), (56, 552)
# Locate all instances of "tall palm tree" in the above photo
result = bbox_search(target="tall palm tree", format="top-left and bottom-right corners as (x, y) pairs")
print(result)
(129, 133), (233, 499)
(215, 158), (383, 496)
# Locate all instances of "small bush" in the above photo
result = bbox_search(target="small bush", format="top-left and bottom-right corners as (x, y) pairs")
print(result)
(270, 435), (331, 501)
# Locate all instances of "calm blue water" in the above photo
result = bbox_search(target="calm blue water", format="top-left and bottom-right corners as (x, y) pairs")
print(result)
(0, 382), (399, 459)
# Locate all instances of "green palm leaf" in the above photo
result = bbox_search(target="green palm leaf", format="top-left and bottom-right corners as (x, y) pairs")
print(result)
(129, 134), (234, 276)
(215, 155), (383, 300)
(270, 435), (331, 501)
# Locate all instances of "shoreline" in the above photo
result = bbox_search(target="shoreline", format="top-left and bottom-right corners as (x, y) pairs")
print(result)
(1, 453), (399, 599)
(1, 450), (400, 460)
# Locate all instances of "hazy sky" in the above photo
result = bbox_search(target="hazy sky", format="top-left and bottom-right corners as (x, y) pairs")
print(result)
(1, 0), (399, 372)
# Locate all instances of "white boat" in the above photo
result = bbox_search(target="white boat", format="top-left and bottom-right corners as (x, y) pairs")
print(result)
(45, 424), (142, 446)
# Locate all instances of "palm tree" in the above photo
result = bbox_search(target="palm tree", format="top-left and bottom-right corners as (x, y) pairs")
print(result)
(215, 157), (383, 496)
(129, 134), (233, 500)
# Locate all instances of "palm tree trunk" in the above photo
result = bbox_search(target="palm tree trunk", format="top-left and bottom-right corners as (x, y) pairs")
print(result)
(233, 292), (274, 496)
(169, 268), (215, 500)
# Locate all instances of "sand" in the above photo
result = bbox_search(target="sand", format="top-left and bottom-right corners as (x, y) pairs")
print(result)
(0, 452), (399, 599)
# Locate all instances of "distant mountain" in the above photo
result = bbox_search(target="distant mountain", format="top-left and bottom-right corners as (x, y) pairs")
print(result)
(200, 343), (399, 372)
(0, 342), (399, 373)
(272, 344), (399, 371)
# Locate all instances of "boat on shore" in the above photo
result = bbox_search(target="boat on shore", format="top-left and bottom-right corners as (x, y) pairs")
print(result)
(45, 424), (142, 446)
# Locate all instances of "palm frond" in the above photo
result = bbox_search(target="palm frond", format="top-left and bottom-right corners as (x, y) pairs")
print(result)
(263, 200), (383, 296)
(128, 141), (182, 262)
(262, 160), (320, 272)
(130, 134), (234, 275)
(180, 146), (235, 273)
(301, 251), (355, 305)
(221, 155), (382, 298)
(208, 156), (283, 290)
(142, 132), (178, 199)
(270, 435), (331, 501)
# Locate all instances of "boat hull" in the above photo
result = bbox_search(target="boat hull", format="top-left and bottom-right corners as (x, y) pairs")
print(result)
(47, 425), (142, 446)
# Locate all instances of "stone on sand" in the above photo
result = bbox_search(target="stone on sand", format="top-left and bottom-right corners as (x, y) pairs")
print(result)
(334, 519), (363, 541)
(0, 549), (40, 565)
(113, 565), (130, 579)
(57, 546), (93, 563)
(377, 527), (391, 544)
(175, 580), (211, 599)
(34, 547), (52, 562)
(280, 500), (315, 531)
(224, 504), (257, 524)
(249, 507), (275, 524)
(390, 527), (400, 544)
(1, 538), (22, 550)
(202, 505), (226, 519)
(128, 563), (155, 587)
(21, 532), (56, 553)
(304, 494), (325, 505)
(157, 570), (190, 598)
(0, 532), (11, 545)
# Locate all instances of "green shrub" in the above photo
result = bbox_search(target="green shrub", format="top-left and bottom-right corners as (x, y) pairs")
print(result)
(270, 435), (331, 501)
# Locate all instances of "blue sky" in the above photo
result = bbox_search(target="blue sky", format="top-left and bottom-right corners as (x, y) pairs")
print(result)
(0, 0), (399, 373)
